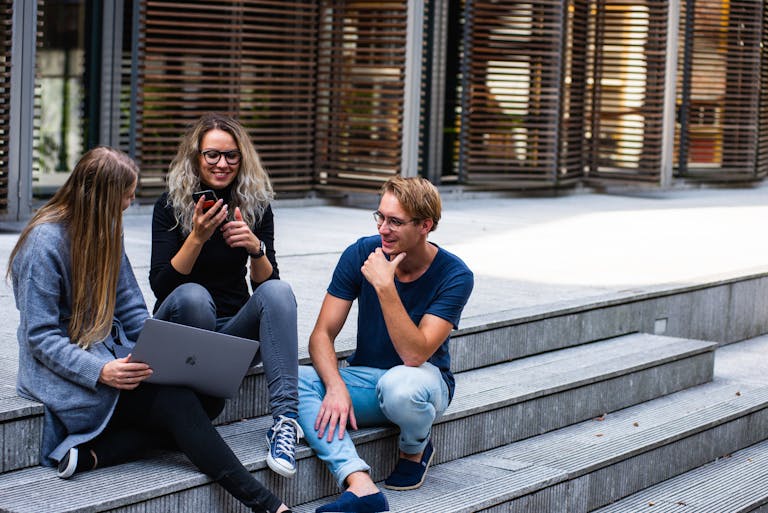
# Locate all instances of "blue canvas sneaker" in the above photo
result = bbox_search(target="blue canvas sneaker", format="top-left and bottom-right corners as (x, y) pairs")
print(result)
(382, 438), (434, 490)
(266, 415), (304, 478)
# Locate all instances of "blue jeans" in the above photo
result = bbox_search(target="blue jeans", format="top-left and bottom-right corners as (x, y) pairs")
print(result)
(297, 363), (449, 488)
(154, 281), (299, 419)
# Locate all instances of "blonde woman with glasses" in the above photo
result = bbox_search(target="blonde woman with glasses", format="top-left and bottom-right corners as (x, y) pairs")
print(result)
(150, 113), (302, 479)
(9, 147), (294, 513)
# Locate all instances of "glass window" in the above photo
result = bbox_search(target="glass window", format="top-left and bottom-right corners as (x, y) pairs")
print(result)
(34, 0), (86, 196)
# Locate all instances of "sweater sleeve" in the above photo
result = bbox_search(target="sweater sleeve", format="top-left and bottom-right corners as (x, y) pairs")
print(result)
(149, 194), (188, 302)
(13, 228), (107, 390)
(114, 250), (150, 342)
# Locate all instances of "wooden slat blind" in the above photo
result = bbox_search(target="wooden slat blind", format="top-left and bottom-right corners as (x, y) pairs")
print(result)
(459, 0), (568, 188)
(314, 1), (407, 192)
(0, 0), (11, 213)
(586, 0), (668, 181)
(676, 0), (765, 180)
(138, 0), (318, 196)
(759, 2), (768, 178)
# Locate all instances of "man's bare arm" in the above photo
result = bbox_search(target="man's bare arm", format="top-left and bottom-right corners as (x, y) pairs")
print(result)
(308, 293), (357, 441)
(362, 248), (454, 366)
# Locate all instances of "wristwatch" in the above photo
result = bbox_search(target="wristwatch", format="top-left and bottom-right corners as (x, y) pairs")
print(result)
(249, 240), (266, 259)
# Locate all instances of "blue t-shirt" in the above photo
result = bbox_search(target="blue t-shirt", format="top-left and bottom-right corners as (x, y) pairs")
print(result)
(327, 235), (474, 400)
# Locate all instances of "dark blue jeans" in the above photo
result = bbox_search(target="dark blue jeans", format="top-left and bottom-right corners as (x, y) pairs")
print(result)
(153, 280), (299, 419)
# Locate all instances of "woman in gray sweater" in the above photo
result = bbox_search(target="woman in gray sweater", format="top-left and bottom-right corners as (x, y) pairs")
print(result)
(8, 147), (293, 513)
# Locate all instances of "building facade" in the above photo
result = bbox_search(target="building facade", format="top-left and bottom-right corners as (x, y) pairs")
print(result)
(1, 0), (767, 220)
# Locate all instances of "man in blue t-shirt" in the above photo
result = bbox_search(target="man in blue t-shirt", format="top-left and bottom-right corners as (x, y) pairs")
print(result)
(298, 177), (474, 513)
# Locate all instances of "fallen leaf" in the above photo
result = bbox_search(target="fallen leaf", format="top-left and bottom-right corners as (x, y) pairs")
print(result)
(633, 422), (640, 427)
(648, 501), (655, 506)
(594, 414), (606, 421)
(736, 391), (742, 396)
(595, 433), (604, 437)
(676, 501), (687, 506)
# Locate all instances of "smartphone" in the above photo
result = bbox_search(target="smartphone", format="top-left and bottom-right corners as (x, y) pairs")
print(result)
(192, 189), (218, 211)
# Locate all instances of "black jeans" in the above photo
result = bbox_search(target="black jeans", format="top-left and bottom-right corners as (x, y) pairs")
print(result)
(85, 383), (282, 513)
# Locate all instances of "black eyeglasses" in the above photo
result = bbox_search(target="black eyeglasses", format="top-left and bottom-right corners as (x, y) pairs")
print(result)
(200, 149), (242, 165)
(372, 211), (418, 231)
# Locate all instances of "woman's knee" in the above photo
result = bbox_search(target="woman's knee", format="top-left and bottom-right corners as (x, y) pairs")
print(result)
(157, 283), (216, 329)
(197, 393), (226, 420)
(252, 279), (296, 311)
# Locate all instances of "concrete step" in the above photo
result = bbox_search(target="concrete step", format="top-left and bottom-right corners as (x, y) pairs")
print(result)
(594, 438), (768, 513)
(293, 381), (768, 513)
(0, 333), (715, 512)
(0, 302), (690, 475)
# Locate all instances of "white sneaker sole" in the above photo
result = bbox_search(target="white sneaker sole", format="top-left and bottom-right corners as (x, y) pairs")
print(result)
(57, 448), (78, 479)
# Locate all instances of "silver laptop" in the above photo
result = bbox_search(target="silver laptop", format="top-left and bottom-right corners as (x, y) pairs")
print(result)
(131, 318), (259, 398)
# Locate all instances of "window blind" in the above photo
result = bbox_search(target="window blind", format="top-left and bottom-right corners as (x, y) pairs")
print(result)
(138, 0), (318, 197)
(314, 1), (407, 192)
(459, 0), (568, 188)
(676, 0), (765, 181)
(586, 0), (668, 182)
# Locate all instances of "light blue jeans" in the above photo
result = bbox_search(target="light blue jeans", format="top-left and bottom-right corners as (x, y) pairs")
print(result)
(297, 363), (450, 488)
(154, 280), (299, 418)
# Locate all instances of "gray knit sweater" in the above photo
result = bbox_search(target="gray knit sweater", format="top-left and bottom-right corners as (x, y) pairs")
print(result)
(11, 222), (149, 466)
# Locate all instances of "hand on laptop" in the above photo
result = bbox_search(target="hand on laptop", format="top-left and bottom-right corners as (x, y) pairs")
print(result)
(99, 355), (153, 390)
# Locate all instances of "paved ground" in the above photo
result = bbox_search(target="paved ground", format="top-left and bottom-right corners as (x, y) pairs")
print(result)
(2, 184), (768, 363)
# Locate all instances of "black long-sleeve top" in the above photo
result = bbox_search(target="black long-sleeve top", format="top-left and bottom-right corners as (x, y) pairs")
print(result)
(149, 187), (280, 317)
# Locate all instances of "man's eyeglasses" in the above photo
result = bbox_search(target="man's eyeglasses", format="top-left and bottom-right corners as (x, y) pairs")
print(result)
(200, 149), (242, 165)
(372, 211), (418, 231)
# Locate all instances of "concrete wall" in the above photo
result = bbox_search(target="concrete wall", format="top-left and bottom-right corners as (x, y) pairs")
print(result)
(450, 272), (768, 373)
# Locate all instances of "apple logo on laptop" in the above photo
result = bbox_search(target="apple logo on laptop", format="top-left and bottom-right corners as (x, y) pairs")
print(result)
(185, 355), (197, 366)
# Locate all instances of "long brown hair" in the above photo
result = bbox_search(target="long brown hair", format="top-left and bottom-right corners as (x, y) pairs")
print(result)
(8, 147), (139, 349)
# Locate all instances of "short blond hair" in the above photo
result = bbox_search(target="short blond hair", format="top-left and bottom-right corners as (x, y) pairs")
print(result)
(380, 176), (441, 232)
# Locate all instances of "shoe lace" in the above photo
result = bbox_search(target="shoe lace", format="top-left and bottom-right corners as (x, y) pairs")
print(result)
(270, 416), (304, 457)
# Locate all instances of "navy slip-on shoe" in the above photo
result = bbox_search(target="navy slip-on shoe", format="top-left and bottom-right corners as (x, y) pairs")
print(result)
(382, 438), (435, 491)
(315, 491), (390, 513)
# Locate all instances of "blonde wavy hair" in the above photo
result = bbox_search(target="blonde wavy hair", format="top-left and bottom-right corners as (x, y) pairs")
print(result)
(166, 113), (273, 234)
(8, 147), (139, 349)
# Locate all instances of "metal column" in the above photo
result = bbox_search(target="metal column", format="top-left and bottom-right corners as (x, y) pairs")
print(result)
(401, 0), (425, 178)
(6, 0), (37, 221)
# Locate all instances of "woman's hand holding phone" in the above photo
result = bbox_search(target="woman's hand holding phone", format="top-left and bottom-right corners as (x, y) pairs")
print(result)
(191, 193), (227, 243)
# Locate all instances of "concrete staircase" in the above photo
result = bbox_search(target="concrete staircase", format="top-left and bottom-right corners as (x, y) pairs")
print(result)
(1, 282), (767, 512)
(593, 439), (768, 513)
